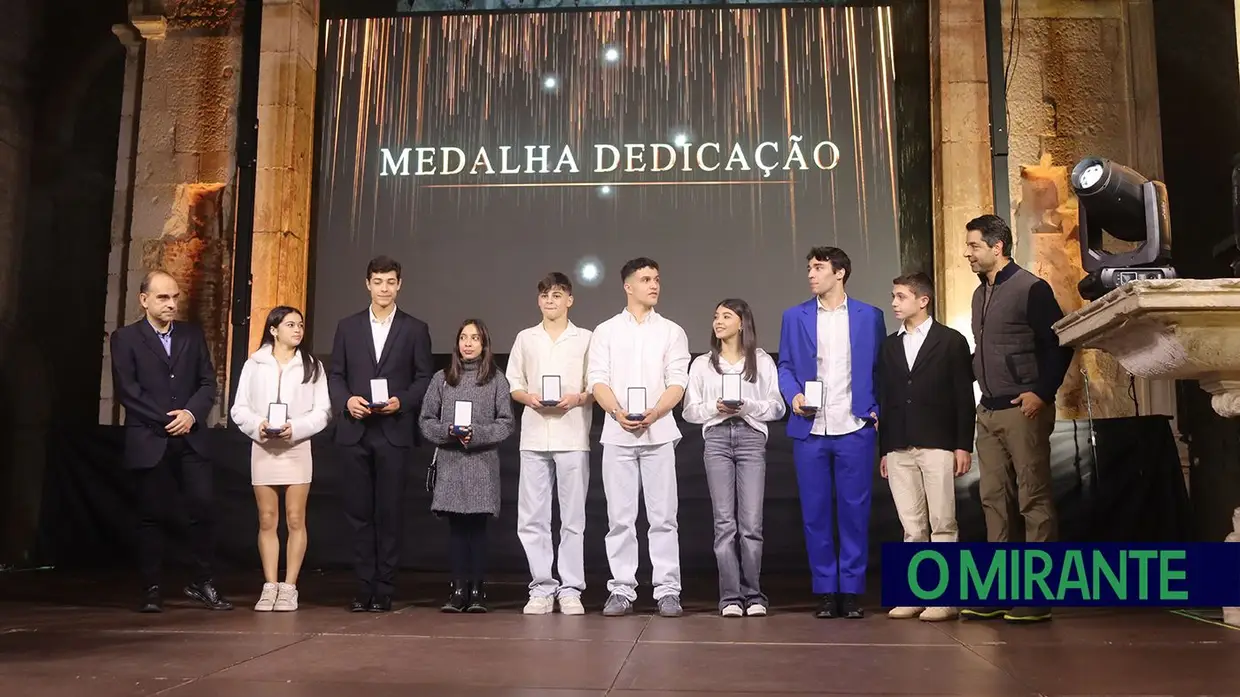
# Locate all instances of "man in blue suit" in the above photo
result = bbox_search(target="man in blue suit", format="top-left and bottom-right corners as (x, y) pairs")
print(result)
(778, 246), (886, 619)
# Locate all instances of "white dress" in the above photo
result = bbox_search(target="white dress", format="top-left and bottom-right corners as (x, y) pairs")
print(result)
(229, 346), (332, 485)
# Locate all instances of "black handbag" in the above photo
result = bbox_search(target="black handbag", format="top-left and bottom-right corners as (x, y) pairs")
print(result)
(425, 447), (438, 492)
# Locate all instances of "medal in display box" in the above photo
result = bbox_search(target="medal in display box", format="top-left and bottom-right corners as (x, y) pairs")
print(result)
(540, 375), (562, 407)
(626, 386), (648, 421)
(803, 380), (823, 412)
(721, 373), (743, 409)
(369, 379), (389, 410)
(265, 402), (287, 436)
(451, 400), (473, 437)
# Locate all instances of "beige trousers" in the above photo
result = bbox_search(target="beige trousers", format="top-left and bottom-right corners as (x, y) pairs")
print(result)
(886, 448), (958, 543)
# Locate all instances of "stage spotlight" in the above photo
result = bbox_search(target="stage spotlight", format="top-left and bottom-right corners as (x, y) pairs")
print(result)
(542, 75), (559, 91)
(1069, 156), (1176, 301)
(602, 46), (621, 63)
(575, 256), (604, 288)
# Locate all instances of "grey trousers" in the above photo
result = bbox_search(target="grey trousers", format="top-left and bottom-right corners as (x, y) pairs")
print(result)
(703, 418), (768, 610)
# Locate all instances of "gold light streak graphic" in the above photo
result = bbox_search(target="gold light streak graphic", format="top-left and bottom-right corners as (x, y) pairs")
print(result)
(316, 7), (901, 259)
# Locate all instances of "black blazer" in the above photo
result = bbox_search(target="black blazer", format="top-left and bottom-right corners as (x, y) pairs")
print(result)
(878, 319), (976, 456)
(328, 308), (433, 448)
(109, 319), (217, 469)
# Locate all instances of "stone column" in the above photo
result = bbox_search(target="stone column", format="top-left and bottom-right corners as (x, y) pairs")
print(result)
(100, 23), (147, 425)
(100, 2), (244, 425)
(934, 0), (994, 343)
(250, 0), (318, 352)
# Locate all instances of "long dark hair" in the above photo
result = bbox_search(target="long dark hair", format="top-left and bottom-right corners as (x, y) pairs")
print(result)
(260, 306), (321, 383)
(709, 299), (759, 382)
(445, 318), (496, 387)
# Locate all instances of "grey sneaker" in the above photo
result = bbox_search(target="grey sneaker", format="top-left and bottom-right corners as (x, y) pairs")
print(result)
(602, 593), (632, 617)
(253, 582), (277, 612)
(657, 595), (683, 618)
(272, 582), (298, 611)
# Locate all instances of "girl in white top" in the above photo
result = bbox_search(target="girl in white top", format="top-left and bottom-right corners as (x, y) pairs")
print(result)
(682, 299), (786, 617)
(230, 306), (332, 612)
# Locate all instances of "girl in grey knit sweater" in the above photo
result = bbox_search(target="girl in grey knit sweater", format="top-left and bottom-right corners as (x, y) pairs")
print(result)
(419, 318), (515, 613)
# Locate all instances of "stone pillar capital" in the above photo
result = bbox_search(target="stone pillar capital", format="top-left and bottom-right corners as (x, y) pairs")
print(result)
(130, 15), (168, 40)
(111, 22), (144, 49)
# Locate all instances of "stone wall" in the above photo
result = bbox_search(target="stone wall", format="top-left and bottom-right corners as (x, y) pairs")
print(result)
(935, 0), (1168, 421)
(100, 0), (319, 421)
(1004, 0), (1168, 421)
(101, 2), (244, 426)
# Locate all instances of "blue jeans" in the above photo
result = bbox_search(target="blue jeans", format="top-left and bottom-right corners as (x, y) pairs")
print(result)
(703, 419), (769, 609)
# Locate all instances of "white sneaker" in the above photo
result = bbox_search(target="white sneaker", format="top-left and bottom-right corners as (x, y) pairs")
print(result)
(557, 595), (585, 615)
(523, 596), (555, 615)
(254, 582), (277, 612)
(721, 604), (744, 617)
(273, 583), (298, 611)
(746, 603), (768, 616)
(919, 606), (958, 622)
(887, 606), (924, 619)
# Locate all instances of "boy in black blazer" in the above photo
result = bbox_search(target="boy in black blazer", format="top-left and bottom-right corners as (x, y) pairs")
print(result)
(877, 272), (975, 622)
(328, 255), (433, 612)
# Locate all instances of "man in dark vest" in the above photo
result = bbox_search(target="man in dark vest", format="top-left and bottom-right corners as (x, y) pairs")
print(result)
(960, 214), (1073, 624)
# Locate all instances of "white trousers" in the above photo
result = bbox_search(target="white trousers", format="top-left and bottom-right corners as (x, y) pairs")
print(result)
(517, 450), (590, 598)
(886, 447), (959, 543)
(601, 442), (681, 601)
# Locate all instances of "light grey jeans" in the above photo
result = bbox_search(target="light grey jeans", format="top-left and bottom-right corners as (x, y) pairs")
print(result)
(703, 418), (768, 610)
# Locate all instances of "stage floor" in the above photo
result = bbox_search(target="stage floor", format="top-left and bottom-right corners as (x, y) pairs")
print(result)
(2, 570), (1239, 696)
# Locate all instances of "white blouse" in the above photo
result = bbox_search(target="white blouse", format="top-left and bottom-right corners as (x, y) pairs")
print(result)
(682, 349), (786, 439)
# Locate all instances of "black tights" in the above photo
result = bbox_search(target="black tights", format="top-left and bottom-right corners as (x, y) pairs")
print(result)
(447, 513), (489, 582)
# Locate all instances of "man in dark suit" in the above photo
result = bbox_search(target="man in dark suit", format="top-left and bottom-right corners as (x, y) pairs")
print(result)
(110, 270), (231, 613)
(777, 246), (886, 619)
(329, 255), (433, 612)
(877, 271), (975, 623)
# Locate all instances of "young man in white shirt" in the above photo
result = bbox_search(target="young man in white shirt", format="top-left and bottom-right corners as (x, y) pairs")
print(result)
(587, 257), (692, 618)
(505, 272), (594, 616)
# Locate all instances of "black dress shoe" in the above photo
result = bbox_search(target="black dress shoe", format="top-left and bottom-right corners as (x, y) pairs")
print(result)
(840, 593), (864, 619)
(814, 593), (839, 618)
(441, 581), (468, 613)
(138, 585), (162, 613)
(1004, 606), (1052, 623)
(184, 581), (233, 610)
(368, 595), (392, 612)
(466, 581), (488, 613)
(350, 595), (371, 612)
